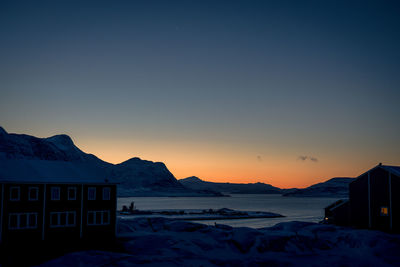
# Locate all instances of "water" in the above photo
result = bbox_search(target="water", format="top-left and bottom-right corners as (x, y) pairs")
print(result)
(118, 194), (340, 228)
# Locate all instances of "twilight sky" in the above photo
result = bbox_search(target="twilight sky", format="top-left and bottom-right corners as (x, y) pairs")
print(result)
(1, 0), (399, 188)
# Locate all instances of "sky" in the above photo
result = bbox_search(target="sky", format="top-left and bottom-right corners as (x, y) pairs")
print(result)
(1, 0), (399, 188)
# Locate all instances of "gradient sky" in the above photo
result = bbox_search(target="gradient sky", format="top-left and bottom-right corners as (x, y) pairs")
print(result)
(1, 0), (399, 188)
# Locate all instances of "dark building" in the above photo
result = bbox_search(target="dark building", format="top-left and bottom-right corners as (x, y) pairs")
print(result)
(324, 199), (350, 226)
(0, 160), (117, 244)
(325, 164), (400, 232)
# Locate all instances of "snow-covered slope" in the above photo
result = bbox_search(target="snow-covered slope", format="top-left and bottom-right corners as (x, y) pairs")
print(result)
(0, 127), (214, 197)
(38, 217), (400, 266)
(179, 176), (282, 194)
(283, 177), (354, 197)
(111, 158), (209, 196)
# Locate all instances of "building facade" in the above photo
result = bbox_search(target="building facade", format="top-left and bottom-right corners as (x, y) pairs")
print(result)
(325, 164), (399, 232)
(0, 182), (117, 244)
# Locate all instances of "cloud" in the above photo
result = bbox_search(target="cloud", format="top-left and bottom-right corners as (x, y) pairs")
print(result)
(257, 155), (263, 162)
(298, 155), (308, 161)
(298, 155), (318, 163)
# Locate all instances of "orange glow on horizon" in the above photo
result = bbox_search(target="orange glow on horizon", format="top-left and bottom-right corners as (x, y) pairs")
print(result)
(74, 137), (380, 189)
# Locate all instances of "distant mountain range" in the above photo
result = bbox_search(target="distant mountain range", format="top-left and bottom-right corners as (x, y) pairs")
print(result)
(179, 176), (354, 198)
(179, 176), (283, 194)
(281, 177), (354, 198)
(0, 127), (354, 198)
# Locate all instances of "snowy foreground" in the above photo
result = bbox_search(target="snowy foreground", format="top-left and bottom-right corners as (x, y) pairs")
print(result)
(39, 217), (400, 267)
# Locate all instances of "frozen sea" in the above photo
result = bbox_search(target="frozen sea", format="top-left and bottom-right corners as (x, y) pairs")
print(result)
(118, 194), (341, 228)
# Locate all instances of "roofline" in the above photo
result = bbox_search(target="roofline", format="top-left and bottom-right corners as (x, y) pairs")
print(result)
(325, 199), (349, 211)
(351, 163), (400, 185)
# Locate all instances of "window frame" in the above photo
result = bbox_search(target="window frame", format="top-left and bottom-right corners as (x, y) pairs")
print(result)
(8, 212), (38, 230)
(51, 187), (61, 201)
(28, 186), (39, 201)
(87, 210), (110, 226)
(67, 187), (77, 201)
(9, 186), (20, 201)
(49, 211), (76, 228)
(102, 187), (111, 201)
(88, 187), (96, 200)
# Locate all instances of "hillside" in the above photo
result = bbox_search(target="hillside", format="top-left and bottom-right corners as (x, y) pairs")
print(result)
(282, 177), (354, 197)
(0, 127), (217, 197)
(179, 176), (282, 194)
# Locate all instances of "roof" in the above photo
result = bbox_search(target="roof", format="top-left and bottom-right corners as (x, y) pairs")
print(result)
(325, 199), (349, 211)
(0, 159), (114, 184)
(353, 164), (400, 181)
(381, 165), (400, 177)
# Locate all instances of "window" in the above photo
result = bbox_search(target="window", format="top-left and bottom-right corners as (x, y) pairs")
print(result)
(68, 187), (77, 200)
(51, 187), (60, 200)
(10, 186), (20, 201)
(88, 187), (96, 200)
(28, 187), (39, 201)
(9, 213), (38, 229)
(380, 206), (389, 216)
(87, 210), (110, 225)
(50, 211), (76, 227)
(102, 187), (111, 200)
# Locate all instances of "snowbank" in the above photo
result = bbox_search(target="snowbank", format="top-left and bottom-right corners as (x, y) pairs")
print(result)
(39, 218), (400, 266)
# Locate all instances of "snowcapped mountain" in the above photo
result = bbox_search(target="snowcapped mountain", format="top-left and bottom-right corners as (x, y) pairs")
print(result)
(0, 127), (216, 197)
(179, 176), (283, 194)
(282, 177), (354, 197)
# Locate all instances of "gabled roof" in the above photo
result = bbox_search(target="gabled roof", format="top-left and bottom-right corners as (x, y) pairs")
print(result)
(0, 159), (113, 184)
(381, 165), (400, 177)
(353, 164), (400, 181)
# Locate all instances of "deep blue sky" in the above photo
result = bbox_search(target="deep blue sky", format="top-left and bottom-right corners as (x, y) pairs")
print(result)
(1, 0), (399, 187)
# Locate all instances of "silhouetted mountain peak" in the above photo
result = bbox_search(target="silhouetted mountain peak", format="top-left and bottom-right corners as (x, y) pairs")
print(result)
(181, 176), (203, 182)
(0, 126), (7, 135)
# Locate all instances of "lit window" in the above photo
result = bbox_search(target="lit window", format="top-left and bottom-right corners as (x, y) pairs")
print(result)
(10, 186), (20, 201)
(87, 210), (110, 225)
(9, 213), (38, 229)
(51, 187), (60, 200)
(49, 211), (76, 227)
(68, 187), (77, 200)
(103, 187), (111, 200)
(28, 187), (39, 201)
(88, 187), (96, 200)
(380, 207), (389, 216)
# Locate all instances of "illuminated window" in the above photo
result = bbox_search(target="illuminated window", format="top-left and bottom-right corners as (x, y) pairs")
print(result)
(380, 206), (389, 216)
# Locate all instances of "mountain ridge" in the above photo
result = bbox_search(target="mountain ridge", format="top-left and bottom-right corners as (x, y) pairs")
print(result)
(179, 176), (283, 194)
(282, 177), (354, 197)
(0, 127), (218, 197)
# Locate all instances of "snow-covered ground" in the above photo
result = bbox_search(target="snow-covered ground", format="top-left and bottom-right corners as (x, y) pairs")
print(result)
(38, 217), (400, 266)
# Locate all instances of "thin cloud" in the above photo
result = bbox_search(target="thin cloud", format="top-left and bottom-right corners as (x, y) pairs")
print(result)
(298, 155), (319, 163)
(298, 155), (308, 161)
